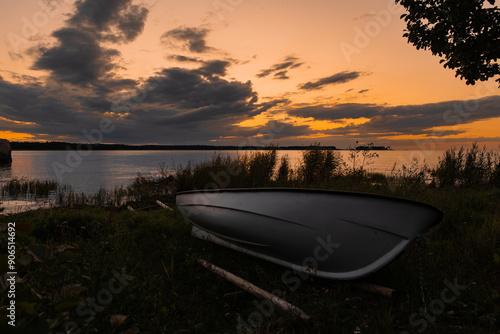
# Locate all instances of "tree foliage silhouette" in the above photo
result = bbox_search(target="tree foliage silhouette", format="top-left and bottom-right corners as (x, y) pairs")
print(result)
(396, 0), (500, 86)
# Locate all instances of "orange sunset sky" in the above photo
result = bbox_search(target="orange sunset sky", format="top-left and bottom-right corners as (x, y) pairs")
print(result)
(1, 0), (499, 149)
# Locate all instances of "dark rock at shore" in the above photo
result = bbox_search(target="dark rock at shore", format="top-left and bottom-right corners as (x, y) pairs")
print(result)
(0, 139), (12, 163)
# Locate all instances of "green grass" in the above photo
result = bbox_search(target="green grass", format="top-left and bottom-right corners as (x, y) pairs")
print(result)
(0, 144), (499, 333)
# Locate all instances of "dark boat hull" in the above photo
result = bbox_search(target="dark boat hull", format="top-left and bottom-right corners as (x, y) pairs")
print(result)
(176, 188), (443, 279)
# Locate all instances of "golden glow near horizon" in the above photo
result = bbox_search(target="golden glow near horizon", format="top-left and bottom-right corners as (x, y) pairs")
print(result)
(0, 116), (37, 126)
(0, 0), (499, 148)
(0, 131), (35, 141)
(428, 117), (500, 139)
(378, 117), (500, 151)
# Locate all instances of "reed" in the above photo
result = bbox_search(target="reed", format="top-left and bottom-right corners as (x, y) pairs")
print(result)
(298, 143), (342, 184)
(0, 177), (59, 199)
(431, 143), (500, 187)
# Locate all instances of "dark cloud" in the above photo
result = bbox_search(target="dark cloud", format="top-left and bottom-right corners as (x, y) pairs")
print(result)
(32, 28), (120, 85)
(273, 71), (289, 80)
(299, 71), (363, 90)
(69, 0), (148, 42)
(256, 56), (304, 80)
(161, 27), (214, 53)
(358, 89), (369, 94)
(167, 54), (201, 63)
(31, 0), (148, 86)
(141, 67), (257, 111)
(288, 103), (383, 120)
(102, 70), (267, 143)
(94, 78), (138, 93)
(69, 0), (131, 30)
(0, 66), (266, 144)
(251, 98), (291, 114)
(197, 60), (231, 77)
(166, 56), (232, 76)
(0, 76), (95, 139)
(256, 120), (313, 139)
(113, 5), (149, 42)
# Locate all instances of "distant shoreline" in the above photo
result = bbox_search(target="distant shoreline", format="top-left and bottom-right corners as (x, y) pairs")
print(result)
(10, 141), (390, 151)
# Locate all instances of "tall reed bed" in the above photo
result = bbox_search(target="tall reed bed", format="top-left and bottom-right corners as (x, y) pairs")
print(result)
(432, 143), (500, 187)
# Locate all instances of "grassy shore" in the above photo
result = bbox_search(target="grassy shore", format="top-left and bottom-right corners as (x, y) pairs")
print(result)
(0, 144), (499, 333)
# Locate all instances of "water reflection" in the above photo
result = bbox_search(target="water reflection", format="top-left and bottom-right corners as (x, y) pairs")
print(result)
(0, 162), (12, 182)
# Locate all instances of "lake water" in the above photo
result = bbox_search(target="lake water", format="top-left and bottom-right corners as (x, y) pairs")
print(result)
(1, 149), (447, 194)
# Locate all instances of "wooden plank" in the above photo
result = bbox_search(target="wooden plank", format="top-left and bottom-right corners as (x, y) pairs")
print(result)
(156, 200), (173, 210)
(198, 259), (310, 320)
(352, 282), (397, 298)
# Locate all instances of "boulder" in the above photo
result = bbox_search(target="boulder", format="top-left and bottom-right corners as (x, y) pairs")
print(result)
(0, 139), (12, 163)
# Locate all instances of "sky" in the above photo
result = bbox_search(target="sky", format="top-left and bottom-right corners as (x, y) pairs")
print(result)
(0, 0), (499, 149)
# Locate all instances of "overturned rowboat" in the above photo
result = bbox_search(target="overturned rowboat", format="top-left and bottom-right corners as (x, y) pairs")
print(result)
(176, 188), (443, 280)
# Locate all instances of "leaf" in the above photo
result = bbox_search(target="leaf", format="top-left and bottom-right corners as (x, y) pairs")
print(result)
(18, 253), (33, 267)
(494, 253), (500, 265)
(31, 287), (43, 300)
(54, 244), (77, 253)
(48, 314), (66, 330)
(110, 314), (128, 326)
(54, 300), (84, 312)
(18, 301), (37, 315)
(25, 244), (54, 262)
(60, 283), (87, 300)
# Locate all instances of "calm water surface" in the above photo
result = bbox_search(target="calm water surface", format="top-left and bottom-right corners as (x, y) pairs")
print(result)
(1, 150), (447, 194)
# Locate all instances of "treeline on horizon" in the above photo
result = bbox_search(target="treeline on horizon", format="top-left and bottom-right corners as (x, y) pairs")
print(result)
(9, 141), (390, 151)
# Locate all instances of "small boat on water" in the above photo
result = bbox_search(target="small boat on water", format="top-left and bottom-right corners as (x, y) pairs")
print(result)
(176, 188), (443, 280)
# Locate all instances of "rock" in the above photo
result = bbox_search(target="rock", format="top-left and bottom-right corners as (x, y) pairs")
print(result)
(0, 139), (12, 164)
